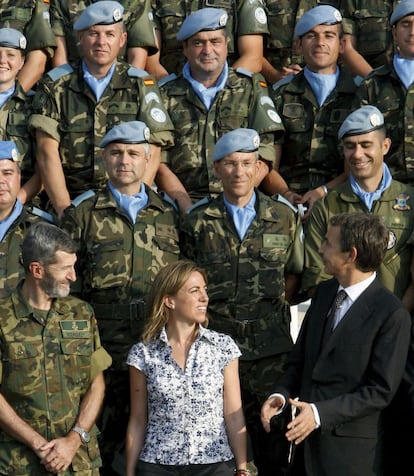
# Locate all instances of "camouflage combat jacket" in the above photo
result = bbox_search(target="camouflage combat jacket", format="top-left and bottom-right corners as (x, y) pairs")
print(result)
(160, 67), (284, 202)
(341, 0), (396, 68)
(271, 67), (356, 194)
(180, 191), (304, 360)
(50, 0), (158, 64)
(264, 0), (340, 70)
(29, 60), (174, 198)
(0, 286), (112, 474)
(0, 206), (52, 300)
(355, 63), (414, 184)
(61, 184), (180, 369)
(152, 0), (269, 74)
(0, 0), (56, 57)
(303, 179), (414, 298)
(0, 82), (35, 186)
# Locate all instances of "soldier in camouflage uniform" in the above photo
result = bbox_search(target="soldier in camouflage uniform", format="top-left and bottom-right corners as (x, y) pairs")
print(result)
(271, 5), (356, 219)
(0, 0), (56, 91)
(303, 106), (414, 303)
(0, 221), (112, 475)
(61, 121), (180, 475)
(50, 0), (158, 70)
(180, 129), (304, 476)
(149, 0), (269, 77)
(354, 0), (414, 185)
(157, 7), (287, 213)
(0, 140), (54, 300)
(29, 1), (174, 218)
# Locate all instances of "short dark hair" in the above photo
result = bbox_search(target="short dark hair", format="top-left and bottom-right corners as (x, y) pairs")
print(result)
(22, 222), (77, 272)
(329, 212), (388, 272)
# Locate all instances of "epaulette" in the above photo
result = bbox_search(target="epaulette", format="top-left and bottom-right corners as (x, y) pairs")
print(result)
(127, 66), (149, 78)
(186, 196), (210, 214)
(47, 63), (74, 81)
(31, 206), (55, 223)
(273, 194), (298, 213)
(235, 67), (253, 78)
(272, 74), (294, 91)
(71, 190), (96, 207)
(158, 191), (178, 211)
(158, 73), (177, 87)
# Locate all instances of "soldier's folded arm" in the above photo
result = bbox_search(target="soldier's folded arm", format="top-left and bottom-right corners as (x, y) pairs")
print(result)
(156, 163), (193, 213)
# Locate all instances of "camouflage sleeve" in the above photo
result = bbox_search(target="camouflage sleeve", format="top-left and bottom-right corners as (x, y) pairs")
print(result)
(136, 75), (175, 149)
(29, 80), (61, 141)
(126, 0), (158, 54)
(49, 0), (66, 36)
(339, 0), (356, 35)
(90, 311), (112, 379)
(302, 197), (331, 291)
(237, 0), (269, 36)
(285, 211), (304, 274)
(24, 0), (57, 56)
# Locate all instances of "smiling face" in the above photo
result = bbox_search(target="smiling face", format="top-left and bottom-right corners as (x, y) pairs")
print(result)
(0, 46), (24, 90)
(0, 159), (20, 220)
(167, 271), (209, 325)
(39, 250), (77, 299)
(298, 23), (344, 73)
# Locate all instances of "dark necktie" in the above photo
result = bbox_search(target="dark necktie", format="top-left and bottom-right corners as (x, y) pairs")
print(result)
(322, 289), (348, 346)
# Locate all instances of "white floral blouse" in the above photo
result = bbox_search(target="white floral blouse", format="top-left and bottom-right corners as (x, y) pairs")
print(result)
(127, 325), (241, 465)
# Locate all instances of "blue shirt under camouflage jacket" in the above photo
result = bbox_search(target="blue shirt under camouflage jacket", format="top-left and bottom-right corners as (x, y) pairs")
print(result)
(61, 184), (180, 369)
(29, 60), (174, 198)
(180, 191), (304, 360)
(271, 67), (356, 194)
(303, 179), (414, 299)
(160, 68), (285, 202)
(0, 285), (112, 474)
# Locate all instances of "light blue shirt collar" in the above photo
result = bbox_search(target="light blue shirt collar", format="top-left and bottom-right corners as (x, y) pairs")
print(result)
(304, 66), (339, 106)
(183, 61), (228, 110)
(0, 198), (23, 241)
(0, 84), (15, 108)
(393, 54), (414, 89)
(223, 192), (256, 240)
(108, 181), (148, 224)
(350, 163), (392, 211)
(83, 61), (116, 101)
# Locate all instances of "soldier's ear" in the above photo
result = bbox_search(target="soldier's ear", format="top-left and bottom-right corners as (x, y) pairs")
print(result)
(29, 261), (43, 279)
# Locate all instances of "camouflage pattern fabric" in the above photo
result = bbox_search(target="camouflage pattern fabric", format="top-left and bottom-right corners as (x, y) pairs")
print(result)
(0, 82), (35, 187)
(271, 68), (356, 194)
(180, 191), (303, 361)
(0, 0), (56, 57)
(151, 0), (269, 74)
(354, 63), (414, 184)
(341, 0), (395, 69)
(50, 0), (158, 65)
(29, 60), (174, 198)
(303, 179), (414, 298)
(161, 68), (284, 202)
(61, 184), (180, 370)
(0, 285), (112, 474)
(0, 207), (50, 300)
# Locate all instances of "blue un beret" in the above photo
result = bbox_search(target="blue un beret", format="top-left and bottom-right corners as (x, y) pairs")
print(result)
(213, 129), (260, 162)
(0, 28), (26, 50)
(177, 8), (228, 41)
(338, 106), (384, 140)
(99, 121), (151, 148)
(390, 0), (414, 26)
(74, 1), (124, 31)
(0, 141), (19, 162)
(295, 5), (342, 38)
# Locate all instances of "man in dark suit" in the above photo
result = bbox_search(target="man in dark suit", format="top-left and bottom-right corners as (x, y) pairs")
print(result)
(261, 212), (412, 476)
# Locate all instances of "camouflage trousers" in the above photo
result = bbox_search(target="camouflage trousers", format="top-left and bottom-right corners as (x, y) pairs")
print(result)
(239, 354), (291, 476)
(97, 370), (130, 476)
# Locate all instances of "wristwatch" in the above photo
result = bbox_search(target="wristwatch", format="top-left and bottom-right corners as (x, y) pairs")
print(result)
(71, 426), (90, 444)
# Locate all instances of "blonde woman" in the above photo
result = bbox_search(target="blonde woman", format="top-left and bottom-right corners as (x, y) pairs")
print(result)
(126, 260), (248, 476)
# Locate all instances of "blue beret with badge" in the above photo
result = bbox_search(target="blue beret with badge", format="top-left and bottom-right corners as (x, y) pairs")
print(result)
(338, 105), (384, 140)
(294, 5), (342, 38)
(390, 0), (414, 26)
(0, 28), (26, 50)
(0, 141), (19, 162)
(99, 121), (151, 147)
(74, 1), (124, 31)
(213, 128), (260, 162)
(177, 8), (228, 41)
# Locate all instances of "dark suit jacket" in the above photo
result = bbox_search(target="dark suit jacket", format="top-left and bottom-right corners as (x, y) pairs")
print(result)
(274, 278), (411, 476)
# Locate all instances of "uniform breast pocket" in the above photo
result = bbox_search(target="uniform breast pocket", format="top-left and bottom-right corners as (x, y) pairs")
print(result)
(58, 118), (93, 168)
(259, 249), (286, 297)
(88, 240), (129, 289)
(282, 103), (311, 133)
(60, 339), (92, 389)
(152, 235), (180, 260)
(354, 7), (391, 55)
(1, 342), (39, 392)
(217, 104), (249, 131)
